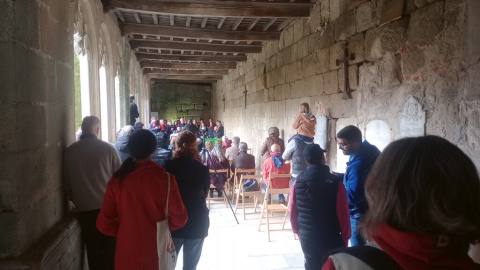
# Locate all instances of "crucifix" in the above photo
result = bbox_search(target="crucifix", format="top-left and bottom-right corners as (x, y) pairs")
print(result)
(336, 43), (355, 100)
(222, 94), (226, 112)
(243, 88), (248, 109)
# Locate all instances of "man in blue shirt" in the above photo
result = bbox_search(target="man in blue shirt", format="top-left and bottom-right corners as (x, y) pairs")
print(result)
(335, 125), (380, 246)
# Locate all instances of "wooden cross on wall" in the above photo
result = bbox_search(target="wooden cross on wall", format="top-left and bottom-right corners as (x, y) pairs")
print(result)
(243, 88), (248, 109)
(336, 43), (355, 100)
(222, 94), (226, 112)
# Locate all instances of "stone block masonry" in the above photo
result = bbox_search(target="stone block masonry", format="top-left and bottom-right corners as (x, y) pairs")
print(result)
(212, 0), (480, 174)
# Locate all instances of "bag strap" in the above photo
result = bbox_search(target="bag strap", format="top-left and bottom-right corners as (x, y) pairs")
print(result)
(165, 173), (171, 217)
(326, 245), (403, 270)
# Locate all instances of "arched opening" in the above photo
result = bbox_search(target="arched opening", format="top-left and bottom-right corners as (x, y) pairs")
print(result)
(99, 65), (109, 141)
(115, 74), (121, 131)
(73, 33), (90, 131)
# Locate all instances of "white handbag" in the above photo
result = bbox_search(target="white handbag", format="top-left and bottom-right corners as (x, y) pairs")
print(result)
(157, 173), (177, 270)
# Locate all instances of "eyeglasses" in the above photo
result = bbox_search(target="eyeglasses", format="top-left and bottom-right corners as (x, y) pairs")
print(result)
(336, 141), (352, 148)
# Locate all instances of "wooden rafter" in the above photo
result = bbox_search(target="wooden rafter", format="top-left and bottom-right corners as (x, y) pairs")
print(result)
(247, 18), (261, 31)
(201, 17), (208, 28)
(186, 17), (191, 27)
(105, 1), (313, 18)
(152, 79), (217, 84)
(263, 18), (277, 31)
(136, 53), (247, 62)
(170, 15), (175, 26)
(121, 24), (280, 41)
(152, 14), (158, 24)
(149, 74), (223, 80)
(277, 18), (293, 31)
(143, 69), (228, 75)
(217, 17), (226, 29)
(130, 40), (263, 53)
(141, 62), (237, 70)
(133, 12), (141, 23)
(232, 18), (243, 30)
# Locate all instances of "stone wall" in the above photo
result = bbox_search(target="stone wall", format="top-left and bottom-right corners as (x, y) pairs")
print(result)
(212, 0), (480, 171)
(0, 0), (148, 266)
(151, 83), (212, 122)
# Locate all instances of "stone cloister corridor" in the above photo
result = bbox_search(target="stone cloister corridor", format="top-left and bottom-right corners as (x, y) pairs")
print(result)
(1, 0), (480, 268)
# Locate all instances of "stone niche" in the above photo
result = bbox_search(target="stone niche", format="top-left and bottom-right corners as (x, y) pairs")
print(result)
(150, 83), (213, 121)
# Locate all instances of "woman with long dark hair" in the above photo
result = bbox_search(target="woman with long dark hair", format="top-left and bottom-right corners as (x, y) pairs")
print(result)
(96, 130), (188, 270)
(323, 136), (480, 269)
(163, 131), (210, 270)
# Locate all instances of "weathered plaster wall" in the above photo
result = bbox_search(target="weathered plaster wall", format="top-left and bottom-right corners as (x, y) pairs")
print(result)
(212, 0), (480, 171)
(150, 83), (212, 121)
(0, 0), (149, 267)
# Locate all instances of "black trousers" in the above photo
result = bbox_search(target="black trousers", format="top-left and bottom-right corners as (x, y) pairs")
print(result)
(299, 232), (344, 270)
(78, 209), (116, 270)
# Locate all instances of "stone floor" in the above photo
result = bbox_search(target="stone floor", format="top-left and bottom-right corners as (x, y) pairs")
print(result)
(175, 195), (305, 270)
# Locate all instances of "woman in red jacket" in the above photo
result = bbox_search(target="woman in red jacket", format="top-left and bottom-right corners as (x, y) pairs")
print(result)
(96, 130), (188, 270)
(323, 136), (480, 270)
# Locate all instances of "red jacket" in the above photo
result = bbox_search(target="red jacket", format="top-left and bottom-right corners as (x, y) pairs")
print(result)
(96, 161), (188, 270)
(262, 152), (291, 188)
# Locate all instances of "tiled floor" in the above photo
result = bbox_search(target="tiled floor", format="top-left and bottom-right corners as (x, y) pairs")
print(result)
(175, 195), (305, 270)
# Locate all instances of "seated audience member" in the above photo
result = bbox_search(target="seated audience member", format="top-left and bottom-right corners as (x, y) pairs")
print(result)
(222, 135), (232, 150)
(148, 117), (157, 129)
(207, 118), (215, 138)
(262, 144), (291, 205)
(192, 119), (199, 127)
(133, 122), (144, 131)
(204, 144), (230, 198)
(323, 136), (480, 270)
(226, 136), (240, 160)
(198, 122), (208, 138)
(178, 118), (186, 129)
(290, 144), (350, 270)
(185, 119), (198, 134)
(261, 127), (285, 164)
(231, 142), (257, 191)
(215, 120), (224, 138)
(114, 125), (135, 162)
(96, 130), (187, 270)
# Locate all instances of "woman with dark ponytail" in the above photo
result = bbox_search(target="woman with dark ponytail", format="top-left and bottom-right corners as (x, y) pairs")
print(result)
(96, 130), (188, 270)
(164, 130), (211, 270)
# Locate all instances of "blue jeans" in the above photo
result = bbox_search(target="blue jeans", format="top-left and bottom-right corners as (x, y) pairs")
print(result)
(350, 218), (366, 246)
(173, 238), (205, 270)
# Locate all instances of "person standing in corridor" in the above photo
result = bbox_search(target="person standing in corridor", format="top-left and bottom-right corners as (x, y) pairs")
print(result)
(130, 95), (139, 126)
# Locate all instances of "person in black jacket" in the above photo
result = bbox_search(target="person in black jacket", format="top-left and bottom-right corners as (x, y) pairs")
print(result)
(163, 131), (210, 270)
(114, 125), (134, 162)
(129, 95), (139, 126)
(290, 144), (351, 270)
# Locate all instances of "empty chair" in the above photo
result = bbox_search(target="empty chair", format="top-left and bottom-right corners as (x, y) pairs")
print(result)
(234, 174), (263, 220)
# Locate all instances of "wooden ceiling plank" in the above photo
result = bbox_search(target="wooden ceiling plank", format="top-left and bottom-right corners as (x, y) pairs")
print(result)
(201, 17), (208, 28)
(133, 12), (141, 23)
(130, 40), (263, 53)
(232, 18), (243, 31)
(148, 74), (223, 80)
(121, 23), (280, 41)
(217, 17), (226, 29)
(136, 53), (247, 62)
(144, 69), (229, 75)
(151, 79), (216, 85)
(263, 18), (277, 31)
(247, 18), (261, 31)
(277, 18), (293, 31)
(142, 61), (237, 70)
(107, 1), (312, 18)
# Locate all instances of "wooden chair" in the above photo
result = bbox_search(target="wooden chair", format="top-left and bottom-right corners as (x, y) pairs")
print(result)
(206, 169), (229, 209)
(225, 159), (233, 195)
(234, 174), (263, 220)
(231, 168), (256, 203)
(258, 173), (292, 241)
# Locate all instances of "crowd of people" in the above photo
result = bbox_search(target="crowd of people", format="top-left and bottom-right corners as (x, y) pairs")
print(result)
(64, 100), (480, 270)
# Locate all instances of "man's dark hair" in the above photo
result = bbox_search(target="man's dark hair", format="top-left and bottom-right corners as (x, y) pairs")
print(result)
(336, 125), (362, 143)
(303, 144), (325, 165)
(130, 95), (135, 101)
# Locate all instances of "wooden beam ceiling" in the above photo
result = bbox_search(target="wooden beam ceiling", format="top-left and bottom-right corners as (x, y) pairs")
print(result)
(121, 24), (280, 41)
(141, 62), (237, 70)
(105, 1), (313, 18)
(130, 40), (262, 53)
(136, 53), (247, 62)
(149, 74), (224, 80)
(143, 69), (228, 76)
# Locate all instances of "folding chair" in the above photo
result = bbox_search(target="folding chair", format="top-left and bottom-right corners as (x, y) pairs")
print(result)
(234, 174), (263, 220)
(225, 159), (233, 196)
(231, 168), (256, 204)
(258, 173), (292, 241)
(206, 169), (229, 209)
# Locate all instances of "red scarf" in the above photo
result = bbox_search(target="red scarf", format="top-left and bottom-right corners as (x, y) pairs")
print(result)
(372, 223), (478, 270)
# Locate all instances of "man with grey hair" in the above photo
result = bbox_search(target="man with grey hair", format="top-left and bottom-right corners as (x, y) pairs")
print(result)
(231, 142), (257, 191)
(114, 125), (134, 162)
(226, 136), (241, 160)
(64, 116), (121, 270)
